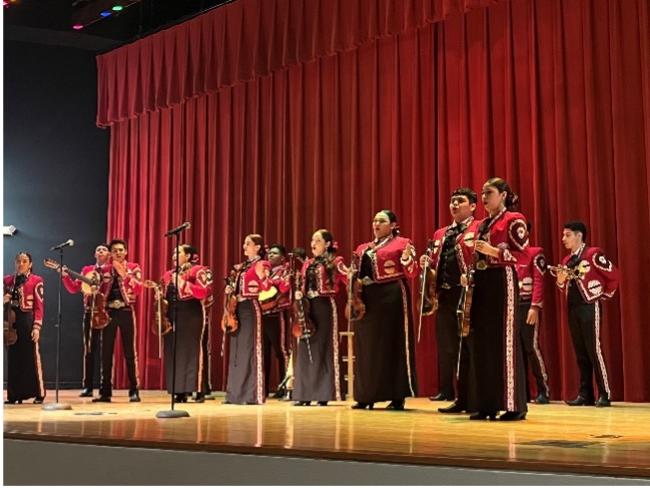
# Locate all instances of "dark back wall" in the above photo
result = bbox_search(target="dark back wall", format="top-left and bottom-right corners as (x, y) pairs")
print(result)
(4, 40), (108, 388)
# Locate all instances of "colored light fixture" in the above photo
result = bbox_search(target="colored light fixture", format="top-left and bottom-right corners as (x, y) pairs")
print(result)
(72, 24), (84, 30)
(111, 5), (123, 11)
(100, 10), (112, 17)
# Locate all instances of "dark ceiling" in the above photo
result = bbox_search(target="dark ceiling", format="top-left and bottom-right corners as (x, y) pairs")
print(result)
(4, 0), (234, 52)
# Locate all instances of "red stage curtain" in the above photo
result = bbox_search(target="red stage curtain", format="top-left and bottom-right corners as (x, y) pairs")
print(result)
(103, 0), (650, 401)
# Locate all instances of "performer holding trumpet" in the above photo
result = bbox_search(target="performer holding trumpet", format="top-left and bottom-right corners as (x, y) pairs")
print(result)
(553, 221), (619, 407)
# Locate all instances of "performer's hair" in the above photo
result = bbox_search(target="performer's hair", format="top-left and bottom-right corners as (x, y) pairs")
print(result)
(246, 234), (266, 258)
(315, 229), (337, 253)
(563, 221), (588, 242)
(484, 177), (519, 210)
(291, 247), (307, 260)
(451, 187), (477, 204)
(108, 239), (128, 251)
(96, 243), (109, 250)
(180, 244), (199, 263)
(268, 243), (287, 257)
(378, 209), (400, 236)
(15, 251), (33, 263)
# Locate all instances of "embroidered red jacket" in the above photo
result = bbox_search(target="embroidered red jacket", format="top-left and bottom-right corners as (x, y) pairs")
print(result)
(106, 261), (143, 305)
(427, 217), (478, 278)
(354, 236), (418, 283)
(268, 262), (292, 310)
(475, 210), (529, 267)
(300, 255), (348, 297)
(557, 246), (619, 303)
(236, 258), (272, 299)
(4, 273), (45, 329)
(162, 265), (213, 304)
(515, 246), (546, 308)
(62, 263), (112, 309)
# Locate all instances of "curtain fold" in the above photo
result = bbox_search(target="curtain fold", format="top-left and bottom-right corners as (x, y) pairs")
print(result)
(105, 0), (650, 401)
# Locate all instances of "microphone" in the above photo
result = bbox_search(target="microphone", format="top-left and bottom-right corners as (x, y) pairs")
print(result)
(50, 239), (74, 251)
(165, 221), (191, 237)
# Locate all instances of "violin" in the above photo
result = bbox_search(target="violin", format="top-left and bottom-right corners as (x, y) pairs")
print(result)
(344, 254), (366, 322)
(290, 258), (316, 339)
(143, 280), (172, 337)
(220, 265), (240, 334)
(3, 274), (22, 346)
(456, 270), (474, 337)
(416, 240), (438, 317)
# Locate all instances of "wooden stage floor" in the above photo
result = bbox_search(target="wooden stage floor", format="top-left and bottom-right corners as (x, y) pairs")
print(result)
(4, 391), (650, 478)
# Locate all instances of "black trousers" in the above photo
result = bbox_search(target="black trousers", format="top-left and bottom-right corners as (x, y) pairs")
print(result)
(81, 311), (102, 390)
(455, 336), (471, 408)
(262, 311), (287, 394)
(568, 301), (611, 400)
(435, 286), (463, 398)
(100, 308), (139, 397)
(517, 301), (550, 399)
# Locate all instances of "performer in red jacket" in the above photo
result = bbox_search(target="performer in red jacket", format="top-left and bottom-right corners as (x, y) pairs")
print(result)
(555, 221), (619, 407)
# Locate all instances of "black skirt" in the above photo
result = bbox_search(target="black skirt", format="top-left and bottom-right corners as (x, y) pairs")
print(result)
(225, 299), (265, 404)
(467, 266), (528, 413)
(6, 310), (46, 401)
(164, 299), (206, 394)
(353, 280), (418, 403)
(293, 296), (342, 402)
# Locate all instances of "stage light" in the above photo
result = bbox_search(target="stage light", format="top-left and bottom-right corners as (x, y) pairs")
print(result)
(111, 5), (123, 11)
(100, 10), (112, 17)
(72, 24), (84, 30)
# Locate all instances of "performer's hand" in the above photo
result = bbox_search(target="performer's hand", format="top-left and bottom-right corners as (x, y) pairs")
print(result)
(31, 328), (40, 342)
(526, 307), (539, 326)
(59, 265), (69, 277)
(556, 269), (568, 285)
(113, 260), (128, 278)
(4, 293), (11, 304)
(475, 240), (499, 257)
(224, 285), (234, 295)
(460, 274), (468, 287)
(295, 291), (303, 300)
(401, 244), (416, 262)
(419, 255), (431, 268)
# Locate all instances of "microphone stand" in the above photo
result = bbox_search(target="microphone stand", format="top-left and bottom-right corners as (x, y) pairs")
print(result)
(43, 247), (72, 411)
(156, 226), (190, 419)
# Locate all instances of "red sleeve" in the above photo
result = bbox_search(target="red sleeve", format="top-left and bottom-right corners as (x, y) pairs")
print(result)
(531, 250), (547, 308)
(399, 238), (418, 279)
(32, 278), (45, 329)
(334, 256), (349, 287)
(62, 274), (82, 294)
(123, 263), (143, 296)
(592, 249), (619, 299)
(181, 267), (213, 300)
(495, 215), (529, 266)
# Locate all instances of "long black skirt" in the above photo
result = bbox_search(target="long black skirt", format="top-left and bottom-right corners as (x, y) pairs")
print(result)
(353, 280), (418, 403)
(6, 310), (46, 402)
(164, 299), (206, 394)
(468, 266), (528, 414)
(225, 299), (265, 404)
(293, 296), (342, 402)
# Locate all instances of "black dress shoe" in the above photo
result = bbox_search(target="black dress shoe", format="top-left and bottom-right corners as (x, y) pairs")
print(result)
(535, 393), (550, 404)
(429, 393), (454, 402)
(33, 397), (44, 404)
(565, 395), (594, 406)
(92, 396), (111, 403)
(175, 393), (188, 403)
(272, 388), (286, 399)
(595, 395), (611, 407)
(293, 401), (311, 406)
(351, 402), (374, 410)
(386, 400), (405, 411)
(499, 411), (526, 421)
(129, 390), (141, 403)
(79, 388), (93, 398)
(317, 401), (328, 406)
(194, 393), (205, 403)
(4, 399), (21, 404)
(469, 411), (497, 420)
(438, 402), (465, 414)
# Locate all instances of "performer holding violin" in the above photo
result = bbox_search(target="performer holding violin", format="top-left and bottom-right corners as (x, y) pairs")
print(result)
(94, 239), (143, 403)
(554, 221), (619, 407)
(156, 245), (213, 403)
(292, 229), (347, 407)
(351, 210), (418, 411)
(419, 188), (478, 404)
(262, 244), (291, 398)
(4, 251), (46, 404)
(467, 178), (529, 421)
(223, 234), (271, 405)
(57, 243), (112, 398)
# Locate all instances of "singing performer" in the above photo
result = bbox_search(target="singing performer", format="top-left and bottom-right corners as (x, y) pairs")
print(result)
(262, 244), (291, 397)
(94, 239), (143, 403)
(161, 245), (213, 403)
(60, 243), (112, 398)
(351, 210), (418, 411)
(420, 188), (477, 403)
(514, 224), (550, 404)
(224, 234), (271, 405)
(4, 252), (46, 404)
(468, 178), (529, 421)
(292, 229), (347, 407)
(555, 221), (619, 407)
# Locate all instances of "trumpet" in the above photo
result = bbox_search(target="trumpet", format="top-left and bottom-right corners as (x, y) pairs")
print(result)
(549, 263), (587, 281)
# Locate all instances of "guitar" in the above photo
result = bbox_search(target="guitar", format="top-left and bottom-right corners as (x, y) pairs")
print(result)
(43, 258), (110, 329)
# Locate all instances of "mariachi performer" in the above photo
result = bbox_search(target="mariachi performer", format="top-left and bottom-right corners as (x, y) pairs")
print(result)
(514, 224), (550, 404)
(161, 244), (213, 403)
(351, 210), (418, 411)
(554, 221), (619, 407)
(223, 234), (271, 405)
(468, 177), (529, 421)
(292, 229), (347, 407)
(4, 251), (46, 404)
(420, 188), (478, 403)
